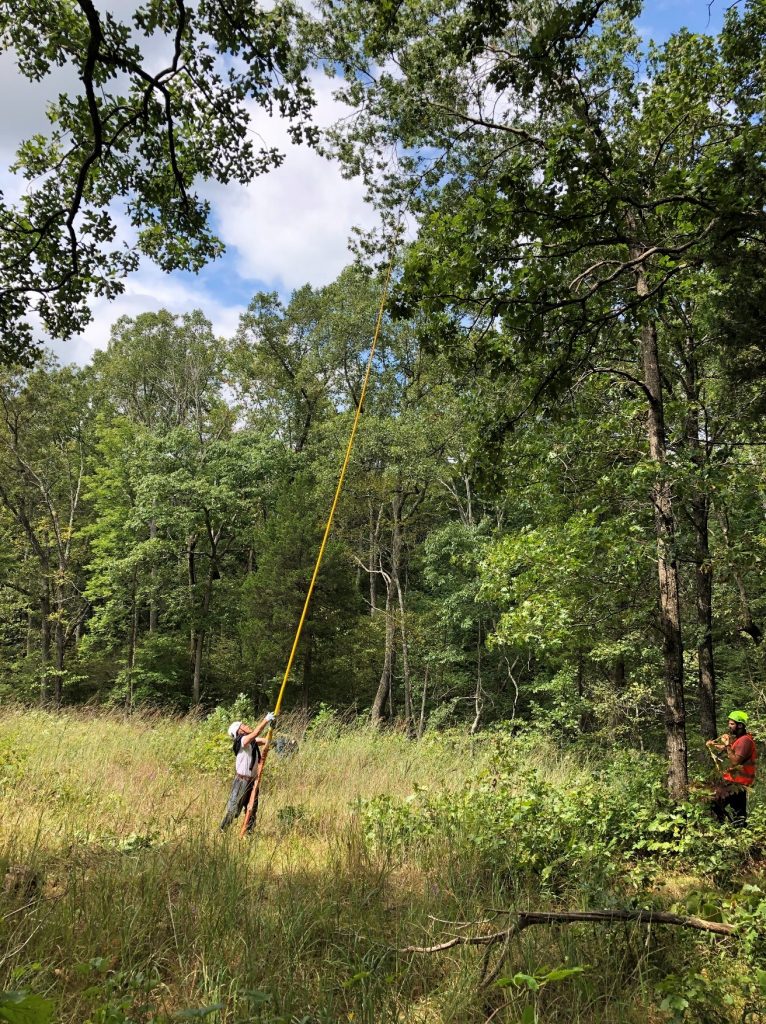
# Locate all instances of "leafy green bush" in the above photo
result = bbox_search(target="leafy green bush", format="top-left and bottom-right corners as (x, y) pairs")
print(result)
(0, 738), (27, 792)
(204, 694), (257, 735)
(359, 735), (766, 889)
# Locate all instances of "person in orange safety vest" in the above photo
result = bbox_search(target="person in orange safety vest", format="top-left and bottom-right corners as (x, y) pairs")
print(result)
(706, 710), (757, 827)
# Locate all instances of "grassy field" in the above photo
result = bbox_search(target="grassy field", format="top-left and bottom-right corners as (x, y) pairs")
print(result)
(0, 706), (764, 1023)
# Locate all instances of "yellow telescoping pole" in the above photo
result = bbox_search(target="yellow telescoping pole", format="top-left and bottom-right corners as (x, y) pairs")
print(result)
(240, 259), (395, 836)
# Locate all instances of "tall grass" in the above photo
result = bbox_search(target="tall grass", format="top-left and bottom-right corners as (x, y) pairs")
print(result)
(0, 707), (759, 1022)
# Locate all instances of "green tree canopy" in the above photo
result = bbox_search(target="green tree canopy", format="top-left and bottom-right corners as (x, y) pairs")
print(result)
(0, 0), (315, 362)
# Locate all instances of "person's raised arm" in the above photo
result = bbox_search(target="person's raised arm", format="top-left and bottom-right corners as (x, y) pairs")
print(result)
(240, 711), (276, 749)
(707, 732), (730, 752)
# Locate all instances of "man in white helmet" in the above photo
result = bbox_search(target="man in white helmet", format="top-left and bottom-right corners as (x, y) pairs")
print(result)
(220, 711), (276, 834)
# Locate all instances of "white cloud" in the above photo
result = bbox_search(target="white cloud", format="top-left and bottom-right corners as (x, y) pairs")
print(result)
(47, 262), (245, 366)
(49, 71), (380, 366)
(4, 23), (380, 367)
(208, 73), (379, 292)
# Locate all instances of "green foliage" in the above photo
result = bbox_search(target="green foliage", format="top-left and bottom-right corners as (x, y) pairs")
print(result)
(496, 965), (591, 1024)
(0, 738), (27, 791)
(304, 702), (342, 736)
(72, 959), (163, 1024)
(0, 992), (54, 1024)
(360, 736), (766, 890)
(652, 935), (766, 1024)
(0, 2), (315, 360)
(317, 0), (766, 788)
(206, 694), (258, 735)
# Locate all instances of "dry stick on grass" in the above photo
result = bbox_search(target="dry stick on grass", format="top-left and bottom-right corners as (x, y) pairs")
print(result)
(401, 909), (736, 989)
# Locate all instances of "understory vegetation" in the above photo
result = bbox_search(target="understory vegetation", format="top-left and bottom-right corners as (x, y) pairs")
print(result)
(2, 705), (766, 1024)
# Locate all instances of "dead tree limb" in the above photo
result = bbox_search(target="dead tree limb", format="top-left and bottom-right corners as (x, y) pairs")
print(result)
(401, 908), (735, 955)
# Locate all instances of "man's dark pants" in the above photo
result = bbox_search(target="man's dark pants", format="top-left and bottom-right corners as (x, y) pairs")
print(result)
(220, 776), (258, 834)
(712, 784), (748, 827)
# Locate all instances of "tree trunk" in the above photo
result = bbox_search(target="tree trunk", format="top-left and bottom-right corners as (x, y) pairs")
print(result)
(148, 519), (158, 633)
(302, 624), (313, 712)
(191, 631), (203, 707)
(126, 569), (138, 712)
(393, 510), (413, 733)
(40, 589), (51, 704)
(613, 656), (625, 690)
(417, 663), (430, 739)
(470, 622), (483, 735)
(26, 607), (33, 658)
(397, 590), (413, 733)
(682, 345), (716, 739)
(369, 502), (381, 615)
(717, 507), (763, 646)
(464, 474), (474, 528)
(192, 569), (214, 706)
(638, 307), (688, 799)
(371, 495), (405, 729)
(576, 653), (595, 734)
(371, 578), (395, 728)
(692, 491), (716, 739)
(696, 573), (716, 739)
(53, 613), (65, 708)
(503, 652), (520, 721)
(51, 572), (67, 707)
(388, 647), (396, 719)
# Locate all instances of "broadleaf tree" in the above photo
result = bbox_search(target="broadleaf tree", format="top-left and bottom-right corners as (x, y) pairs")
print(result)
(0, 0), (316, 362)
(315, 0), (766, 796)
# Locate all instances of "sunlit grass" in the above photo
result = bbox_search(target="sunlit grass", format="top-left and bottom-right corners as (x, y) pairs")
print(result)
(0, 706), (758, 1023)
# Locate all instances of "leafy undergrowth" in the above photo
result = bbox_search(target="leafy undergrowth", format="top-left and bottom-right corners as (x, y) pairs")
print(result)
(0, 705), (765, 1023)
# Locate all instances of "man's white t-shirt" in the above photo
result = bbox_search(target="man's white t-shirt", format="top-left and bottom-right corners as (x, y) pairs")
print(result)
(235, 737), (259, 778)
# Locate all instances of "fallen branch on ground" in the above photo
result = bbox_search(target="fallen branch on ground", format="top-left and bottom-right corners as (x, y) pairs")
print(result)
(401, 908), (735, 954)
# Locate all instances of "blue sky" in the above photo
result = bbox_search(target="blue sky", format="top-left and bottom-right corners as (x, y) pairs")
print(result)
(0, 0), (739, 363)
(160, 0), (735, 338)
(165, 0), (732, 339)
(641, 0), (726, 39)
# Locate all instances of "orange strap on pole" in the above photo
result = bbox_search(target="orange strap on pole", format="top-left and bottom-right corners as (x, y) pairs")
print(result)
(240, 257), (396, 836)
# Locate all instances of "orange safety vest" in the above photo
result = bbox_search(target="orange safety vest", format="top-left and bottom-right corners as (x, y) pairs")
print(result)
(723, 733), (757, 786)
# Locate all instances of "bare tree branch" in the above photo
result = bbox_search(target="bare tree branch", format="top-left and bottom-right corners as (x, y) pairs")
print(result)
(401, 908), (736, 955)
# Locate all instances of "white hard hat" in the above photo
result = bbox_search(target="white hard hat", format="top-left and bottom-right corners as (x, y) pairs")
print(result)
(227, 721), (242, 739)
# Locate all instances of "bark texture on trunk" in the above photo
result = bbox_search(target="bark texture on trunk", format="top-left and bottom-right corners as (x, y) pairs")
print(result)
(371, 495), (405, 729)
(718, 508), (764, 646)
(148, 519), (158, 633)
(417, 664), (430, 739)
(369, 503), (381, 616)
(127, 580), (138, 712)
(391, 501), (414, 733)
(683, 349), (716, 739)
(371, 580), (395, 728)
(639, 312), (688, 799)
(397, 582), (413, 734)
(692, 495), (716, 739)
(40, 589), (51, 704)
(192, 571), (213, 707)
(53, 577), (66, 707)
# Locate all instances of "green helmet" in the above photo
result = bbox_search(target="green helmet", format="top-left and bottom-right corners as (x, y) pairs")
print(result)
(728, 710), (749, 725)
